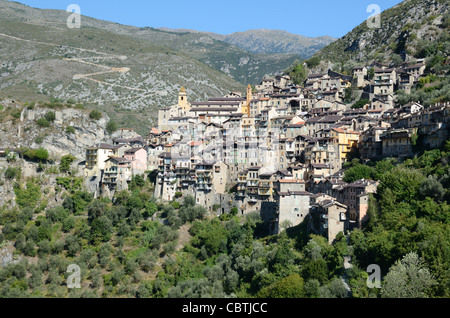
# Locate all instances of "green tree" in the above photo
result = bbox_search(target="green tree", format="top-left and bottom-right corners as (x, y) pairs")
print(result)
(368, 67), (375, 79)
(144, 202), (158, 219)
(343, 164), (375, 183)
(302, 258), (329, 284)
(87, 200), (106, 222)
(190, 219), (226, 257)
(91, 216), (113, 245)
(131, 175), (145, 188)
(352, 99), (371, 109)
(305, 56), (321, 68)
(378, 166), (425, 203)
(60, 155), (77, 173)
(46, 206), (69, 223)
(344, 87), (355, 103)
(34, 148), (49, 162)
(391, 54), (404, 67)
(179, 205), (207, 224)
(23, 239), (37, 257)
(183, 195), (196, 207)
(419, 175), (445, 202)
(381, 252), (436, 298)
(288, 63), (307, 85)
(304, 279), (321, 298)
(257, 274), (305, 298)
(22, 147), (49, 162)
(65, 235), (81, 257)
(62, 216), (76, 232)
(348, 267), (370, 298)
(319, 277), (349, 298)
(14, 181), (41, 209)
(106, 121), (118, 134)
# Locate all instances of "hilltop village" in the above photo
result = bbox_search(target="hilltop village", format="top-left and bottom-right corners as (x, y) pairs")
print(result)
(82, 60), (450, 244)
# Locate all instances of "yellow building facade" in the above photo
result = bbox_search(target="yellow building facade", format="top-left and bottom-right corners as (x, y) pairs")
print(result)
(330, 128), (360, 161)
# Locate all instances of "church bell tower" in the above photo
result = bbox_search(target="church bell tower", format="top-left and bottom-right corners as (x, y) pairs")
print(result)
(178, 86), (190, 111)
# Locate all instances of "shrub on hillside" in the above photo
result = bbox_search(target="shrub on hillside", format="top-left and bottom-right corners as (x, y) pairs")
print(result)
(89, 110), (102, 120)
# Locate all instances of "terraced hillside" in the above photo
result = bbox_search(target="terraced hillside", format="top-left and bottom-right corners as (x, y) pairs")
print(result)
(0, 8), (247, 132)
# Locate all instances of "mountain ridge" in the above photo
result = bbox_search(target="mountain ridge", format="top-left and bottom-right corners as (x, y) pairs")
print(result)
(158, 27), (337, 55)
(0, 1), (252, 132)
(0, 1), (326, 85)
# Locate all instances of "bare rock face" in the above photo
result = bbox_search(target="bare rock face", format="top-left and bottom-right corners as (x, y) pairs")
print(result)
(0, 242), (21, 268)
(1, 104), (111, 161)
(0, 102), (115, 209)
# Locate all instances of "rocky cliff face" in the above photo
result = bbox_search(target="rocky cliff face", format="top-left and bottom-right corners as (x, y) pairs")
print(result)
(314, 0), (449, 66)
(0, 100), (111, 209)
(0, 100), (110, 161)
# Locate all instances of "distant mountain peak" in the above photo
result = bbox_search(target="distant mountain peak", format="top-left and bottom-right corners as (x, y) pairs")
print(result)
(221, 29), (337, 55)
(157, 27), (336, 55)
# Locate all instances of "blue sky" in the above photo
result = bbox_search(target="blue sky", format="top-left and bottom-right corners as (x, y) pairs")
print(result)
(17, 0), (404, 38)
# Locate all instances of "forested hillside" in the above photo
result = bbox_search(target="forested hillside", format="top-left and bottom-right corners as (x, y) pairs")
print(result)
(0, 140), (449, 298)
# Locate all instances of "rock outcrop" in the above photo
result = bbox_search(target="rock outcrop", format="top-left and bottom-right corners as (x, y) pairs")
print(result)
(0, 102), (111, 161)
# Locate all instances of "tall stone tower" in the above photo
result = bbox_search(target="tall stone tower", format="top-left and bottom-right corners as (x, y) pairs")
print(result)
(178, 87), (190, 112)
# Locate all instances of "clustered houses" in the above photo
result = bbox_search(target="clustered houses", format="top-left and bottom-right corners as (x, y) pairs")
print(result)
(82, 58), (450, 244)
(83, 129), (149, 197)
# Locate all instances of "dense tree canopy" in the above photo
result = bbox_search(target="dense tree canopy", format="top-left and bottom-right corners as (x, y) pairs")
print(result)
(0, 140), (449, 299)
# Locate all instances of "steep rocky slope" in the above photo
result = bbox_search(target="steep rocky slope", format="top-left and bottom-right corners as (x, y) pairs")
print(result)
(0, 99), (110, 161)
(314, 0), (448, 68)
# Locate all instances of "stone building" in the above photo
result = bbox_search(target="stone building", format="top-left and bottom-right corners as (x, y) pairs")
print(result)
(274, 179), (311, 233)
(310, 198), (348, 244)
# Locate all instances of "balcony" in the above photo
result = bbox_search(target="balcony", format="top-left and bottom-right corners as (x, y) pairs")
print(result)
(196, 184), (212, 191)
(197, 171), (212, 178)
(258, 189), (272, 196)
(103, 177), (117, 184)
(247, 181), (259, 187)
(237, 184), (247, 190)
(259, 182), (272, 189)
